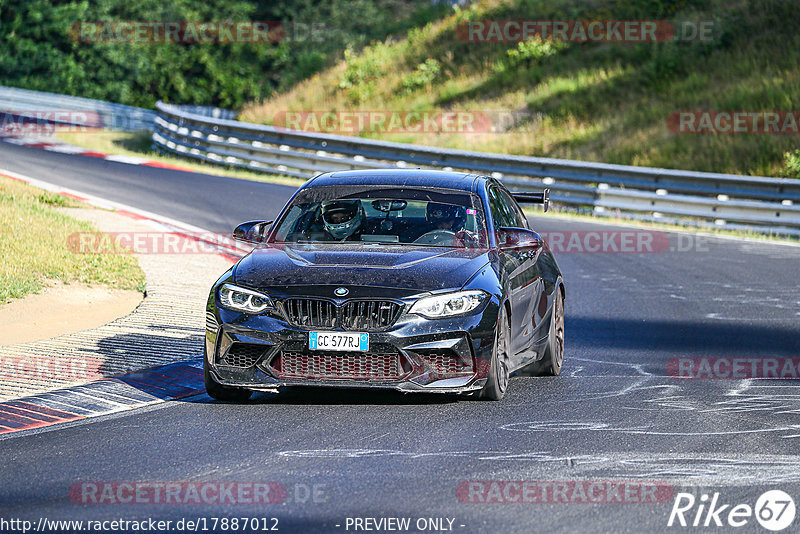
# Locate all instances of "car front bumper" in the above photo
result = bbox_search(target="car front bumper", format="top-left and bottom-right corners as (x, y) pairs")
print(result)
(205, 301), (499, 395)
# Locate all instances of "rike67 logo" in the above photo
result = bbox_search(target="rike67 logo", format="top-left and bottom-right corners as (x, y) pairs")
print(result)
(668, 490), (796, 531)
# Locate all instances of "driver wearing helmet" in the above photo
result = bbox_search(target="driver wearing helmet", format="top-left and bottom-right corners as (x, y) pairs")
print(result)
(320, 199), (364, 241)
(424, 202), (481, 247)
(426, 202), (465, 232)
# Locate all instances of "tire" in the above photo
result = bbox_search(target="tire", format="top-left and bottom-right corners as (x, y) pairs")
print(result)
(478, 307), (510, 401)
(522, 290), (564, 376)
(204, 350), (252, 402)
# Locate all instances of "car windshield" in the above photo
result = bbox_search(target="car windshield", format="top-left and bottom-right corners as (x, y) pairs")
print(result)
(270, 187), (488, 248)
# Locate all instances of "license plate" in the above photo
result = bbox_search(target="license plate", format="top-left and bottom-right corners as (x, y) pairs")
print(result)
(309, 331), (368, 352)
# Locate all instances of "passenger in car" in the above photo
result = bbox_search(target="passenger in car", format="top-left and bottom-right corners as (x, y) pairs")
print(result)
(426, 203), (465, 233)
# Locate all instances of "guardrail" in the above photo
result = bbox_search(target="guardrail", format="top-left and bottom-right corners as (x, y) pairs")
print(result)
(153, 102), (800, 236)
(5, 85), (791, 235)
(0, 86), (155, 132)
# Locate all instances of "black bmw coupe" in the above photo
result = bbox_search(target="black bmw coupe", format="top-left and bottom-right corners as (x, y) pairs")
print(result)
(204, 169), (565, 401)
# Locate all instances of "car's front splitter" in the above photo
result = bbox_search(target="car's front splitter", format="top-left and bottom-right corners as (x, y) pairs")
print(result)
(209, 367), (489, 395)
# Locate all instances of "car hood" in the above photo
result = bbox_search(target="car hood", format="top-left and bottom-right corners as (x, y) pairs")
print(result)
(233, 243), (490, 295)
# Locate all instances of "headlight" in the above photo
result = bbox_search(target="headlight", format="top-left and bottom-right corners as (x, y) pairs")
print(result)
(409, 290), (489, 319)
(218, 284), (272, 314)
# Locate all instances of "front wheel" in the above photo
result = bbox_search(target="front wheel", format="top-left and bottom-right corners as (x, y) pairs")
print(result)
(521, 291), (564, 376)
(478, 307), (510, 401)
(204, 350), (252, 402)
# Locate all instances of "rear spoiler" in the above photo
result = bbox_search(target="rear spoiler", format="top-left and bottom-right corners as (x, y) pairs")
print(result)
(511, 189), (550, 212)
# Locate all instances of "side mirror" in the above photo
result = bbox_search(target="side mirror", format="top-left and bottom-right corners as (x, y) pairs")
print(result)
(233, 220), (273, 243)
(497, 227), (543, 253)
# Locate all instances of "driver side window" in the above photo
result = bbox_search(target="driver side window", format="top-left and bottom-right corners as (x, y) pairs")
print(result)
(499, 189), (529, 229)
(488, 186), (517, 228)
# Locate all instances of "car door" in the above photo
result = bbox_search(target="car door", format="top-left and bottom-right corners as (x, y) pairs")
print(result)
(501, 187), (544, 364)
(487, 183), (540, 361)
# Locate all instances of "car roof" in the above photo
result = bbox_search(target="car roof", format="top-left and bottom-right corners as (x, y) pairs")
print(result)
(306, 169), (482, 193)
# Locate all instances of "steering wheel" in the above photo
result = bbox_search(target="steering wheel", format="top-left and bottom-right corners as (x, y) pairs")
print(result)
(413, 229), (456, 245)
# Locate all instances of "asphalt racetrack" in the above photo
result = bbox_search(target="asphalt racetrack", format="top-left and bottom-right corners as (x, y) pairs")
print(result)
(2, 141), (800, 533)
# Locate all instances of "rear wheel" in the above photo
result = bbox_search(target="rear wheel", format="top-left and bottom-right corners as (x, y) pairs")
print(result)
(522, 291), (564, 376)
(479, 307), (510, 401)
(204, 349), (252, 402)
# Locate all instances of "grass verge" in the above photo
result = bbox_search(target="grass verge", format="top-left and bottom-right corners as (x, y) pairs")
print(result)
(0, 176), (146, 304)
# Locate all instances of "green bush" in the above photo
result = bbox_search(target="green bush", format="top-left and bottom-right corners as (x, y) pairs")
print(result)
(493, 38), (566, 75)
(0, 0), (447, 109)
(338, 49), (384, 104)
(401, 58), (441, 93)
(779, 150), (800, 179)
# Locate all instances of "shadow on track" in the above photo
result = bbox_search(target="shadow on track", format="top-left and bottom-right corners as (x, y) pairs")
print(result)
(246, 387), (459, 406)
(567, 316), (800, 356)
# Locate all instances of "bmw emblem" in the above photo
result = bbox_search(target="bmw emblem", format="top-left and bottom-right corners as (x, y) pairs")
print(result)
(334, 287), (349, 297)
